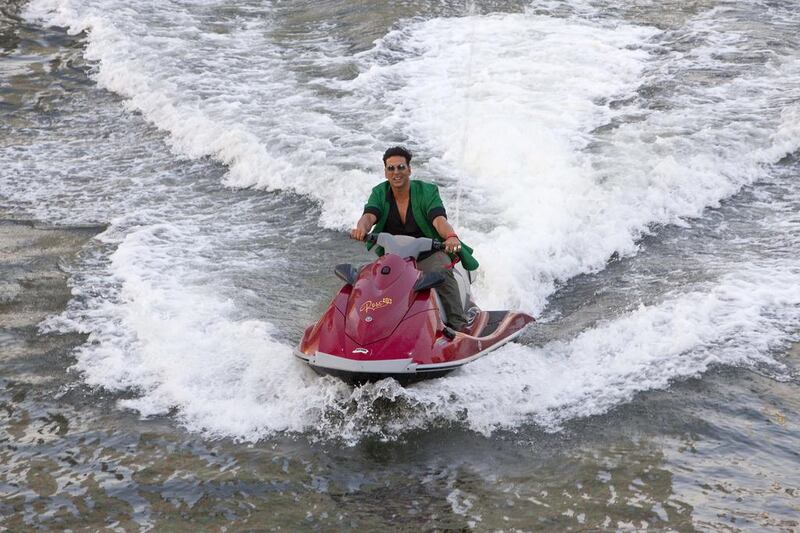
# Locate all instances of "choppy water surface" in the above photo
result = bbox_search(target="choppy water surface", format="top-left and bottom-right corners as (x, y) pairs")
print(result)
(1, 0), (799, 529)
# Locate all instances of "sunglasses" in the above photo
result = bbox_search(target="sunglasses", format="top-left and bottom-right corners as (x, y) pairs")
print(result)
(385, 164), (408, 172)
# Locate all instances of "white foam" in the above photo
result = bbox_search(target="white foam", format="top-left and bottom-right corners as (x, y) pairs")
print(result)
(45, 220), (353, 440)
(342, 12), (800, 314)
(305, 260), (800, 441)
(19, 1), (800, 442)
(52, 224), (799, 442)
(24, 0), (379, 229)
(24, 2), (800, 293)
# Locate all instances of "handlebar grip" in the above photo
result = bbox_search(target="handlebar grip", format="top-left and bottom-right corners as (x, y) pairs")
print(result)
(431, 240), (445, 251)
(365, 233), (378, 245)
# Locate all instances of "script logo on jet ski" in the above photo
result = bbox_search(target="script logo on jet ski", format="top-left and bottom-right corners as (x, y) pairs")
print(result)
(360, 297), (393, 313)
(352, 348), (369, 354)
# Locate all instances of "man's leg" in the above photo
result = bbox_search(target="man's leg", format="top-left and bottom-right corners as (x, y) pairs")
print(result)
(417, 252), (467, 331)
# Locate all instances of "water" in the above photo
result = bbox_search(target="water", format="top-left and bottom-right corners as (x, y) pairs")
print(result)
(2, 0), (799, 529)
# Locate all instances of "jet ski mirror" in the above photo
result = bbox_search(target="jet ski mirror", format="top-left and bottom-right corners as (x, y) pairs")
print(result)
(334, 263), (359, 285)
(413, 271), (446, 292)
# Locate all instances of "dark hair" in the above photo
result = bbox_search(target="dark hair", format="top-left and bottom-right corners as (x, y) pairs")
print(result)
(382, 146), (412, 165)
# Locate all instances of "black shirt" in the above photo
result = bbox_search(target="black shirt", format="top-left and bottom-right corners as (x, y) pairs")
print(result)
(384, 189), (424, 238)
(363, 187), (447, 236)
(364, 188), (447, 261)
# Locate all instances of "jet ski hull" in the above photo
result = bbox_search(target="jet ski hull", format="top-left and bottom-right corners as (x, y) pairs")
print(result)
(297, 234), (534, 385)
(297, 306), (533, 385)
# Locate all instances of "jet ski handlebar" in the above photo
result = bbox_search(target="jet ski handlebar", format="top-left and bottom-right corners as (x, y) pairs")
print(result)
(365, 233), (446, 252)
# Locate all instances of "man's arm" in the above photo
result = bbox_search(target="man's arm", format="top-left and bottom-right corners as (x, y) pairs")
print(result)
(431, 216), (462, 254)
(350, 213), (377, 241)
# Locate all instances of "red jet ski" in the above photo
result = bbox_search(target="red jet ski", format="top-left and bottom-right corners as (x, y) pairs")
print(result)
(295, 233), (535, 384)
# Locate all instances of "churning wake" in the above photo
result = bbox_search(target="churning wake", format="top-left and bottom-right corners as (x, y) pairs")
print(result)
(12, 0), (800, 442)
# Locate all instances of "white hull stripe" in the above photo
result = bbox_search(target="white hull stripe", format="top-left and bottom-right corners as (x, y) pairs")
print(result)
(294, 328), (526, 375)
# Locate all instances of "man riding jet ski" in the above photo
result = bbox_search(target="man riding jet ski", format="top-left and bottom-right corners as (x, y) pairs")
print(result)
(294, 147), (534, 384)
(351, 146), (474, 331)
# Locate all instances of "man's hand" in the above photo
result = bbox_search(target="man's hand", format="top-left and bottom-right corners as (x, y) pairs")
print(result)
(444, 236), (461, 254)
(350, 228), (367, 241)
(432, 216), (462, 254)
(351, 213), (377, 241)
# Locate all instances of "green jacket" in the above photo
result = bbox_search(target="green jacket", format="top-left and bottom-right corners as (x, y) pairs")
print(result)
(364, 180), (479, 271)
